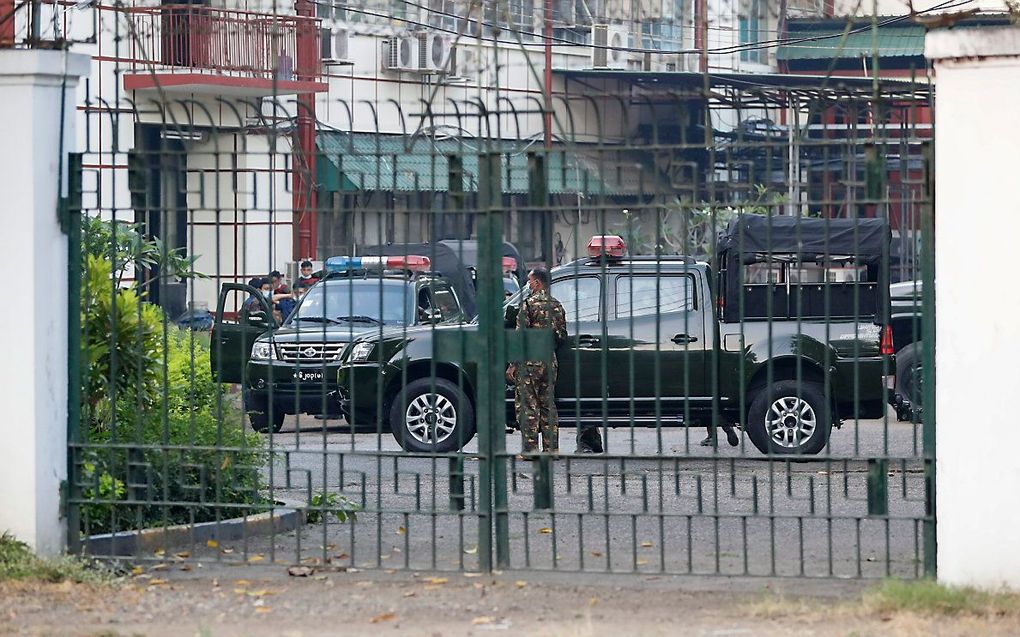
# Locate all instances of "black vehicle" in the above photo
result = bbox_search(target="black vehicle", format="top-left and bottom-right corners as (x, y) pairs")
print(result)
(210, 255), (466, 433)
(336, 218), (894, 455)
(888, 279), (924, 420)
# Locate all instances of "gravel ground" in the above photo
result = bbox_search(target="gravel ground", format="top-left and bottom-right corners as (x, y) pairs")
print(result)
(164, 415), (929, 579)
(2, 568), (1017, 637)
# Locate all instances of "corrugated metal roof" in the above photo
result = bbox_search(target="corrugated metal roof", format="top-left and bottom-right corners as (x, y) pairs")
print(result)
(316, 132), (629, 195)
(777, 27), (925, 61)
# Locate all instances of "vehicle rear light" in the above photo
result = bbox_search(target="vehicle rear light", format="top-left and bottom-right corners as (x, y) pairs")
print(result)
(880, 325), (894, 356)
(502, 257), (517, 272)
(587, 235), (626, 259)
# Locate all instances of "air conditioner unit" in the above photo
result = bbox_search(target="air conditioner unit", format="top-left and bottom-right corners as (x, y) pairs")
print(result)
(416, 31), (454, 73)
(383, 36), (420, 72)
(591, 24), (628, 69)
(322, 26), (352, 65)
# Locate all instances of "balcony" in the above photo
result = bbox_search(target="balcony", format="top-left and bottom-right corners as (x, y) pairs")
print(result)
(122, 5), (326, 97)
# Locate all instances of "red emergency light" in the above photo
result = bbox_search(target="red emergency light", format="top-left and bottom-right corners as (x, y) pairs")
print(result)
(325, 255), (432, 273)
(502, 257), (517, 272)
(587, 235), (627, 259)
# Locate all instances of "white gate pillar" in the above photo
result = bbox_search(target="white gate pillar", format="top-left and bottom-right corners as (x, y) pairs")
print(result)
(0, 49), (89, 555)
(927, 27), (1020, 589)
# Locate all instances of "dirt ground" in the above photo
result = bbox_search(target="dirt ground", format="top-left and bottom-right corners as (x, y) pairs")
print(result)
(2, 566), (1019, 637)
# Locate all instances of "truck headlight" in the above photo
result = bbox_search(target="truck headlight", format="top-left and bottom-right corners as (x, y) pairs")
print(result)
(251, 341), (275, 360)
(350, 341), (374, 362)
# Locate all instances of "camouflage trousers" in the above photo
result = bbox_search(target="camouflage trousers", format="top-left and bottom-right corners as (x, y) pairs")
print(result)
(514, 359), (558, 453)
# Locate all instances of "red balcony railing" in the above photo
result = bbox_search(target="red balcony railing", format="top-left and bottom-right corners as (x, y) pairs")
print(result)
(123, 5), (321, 84)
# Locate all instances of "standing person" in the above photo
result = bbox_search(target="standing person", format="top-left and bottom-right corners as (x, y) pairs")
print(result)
(269, 270), (286, 294)
(297, 260), (318, 287)
(700, 423), (740, 448)
(508, 268), (567, 456)
(241, 277), (272, 324)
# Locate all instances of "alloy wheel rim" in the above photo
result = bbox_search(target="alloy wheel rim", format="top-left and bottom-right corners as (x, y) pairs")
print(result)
(405, 393), (457, 444)
(765, 396), (817, 449)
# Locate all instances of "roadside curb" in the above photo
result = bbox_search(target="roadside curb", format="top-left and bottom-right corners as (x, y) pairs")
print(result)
(84, 500), (305, 557)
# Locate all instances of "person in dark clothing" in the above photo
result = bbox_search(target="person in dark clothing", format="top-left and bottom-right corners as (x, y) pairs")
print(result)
(296, 260), (318, 287)
(700, 423), (740, 447)
(276, 284), (297, 320)
(241, 277), (272, 324)
(269, 270), (286, 294)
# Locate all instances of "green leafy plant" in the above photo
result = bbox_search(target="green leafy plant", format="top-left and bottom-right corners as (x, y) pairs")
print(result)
(78, 218), (265, 536)
(82, 215), (205, 290)
(306, 492), (359, 525)
(0, 532), (113, 583)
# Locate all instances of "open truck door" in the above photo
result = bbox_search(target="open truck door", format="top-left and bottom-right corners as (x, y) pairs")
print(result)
(210, 283), (277, 384)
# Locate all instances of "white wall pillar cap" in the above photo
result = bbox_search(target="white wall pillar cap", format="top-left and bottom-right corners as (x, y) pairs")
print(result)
(926, 25), (1020, 62)
(0, 49), (91, 83)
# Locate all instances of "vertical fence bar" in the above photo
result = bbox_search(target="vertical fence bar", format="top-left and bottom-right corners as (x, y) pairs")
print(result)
(65, 152), (83, 555)
(921, 140), (937, 578)
(476, 150), (507, 570)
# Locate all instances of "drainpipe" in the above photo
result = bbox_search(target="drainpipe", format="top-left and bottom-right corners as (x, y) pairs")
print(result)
(293, 0), (318, 261)
(1, 0), (15, 47)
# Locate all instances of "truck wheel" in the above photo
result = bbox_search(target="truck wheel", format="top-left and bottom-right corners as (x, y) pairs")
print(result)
(747, 381), (830, 455)
(245, 393), (285, 434)
(390, 378), (476, 453)
(895, 342), (924, 412)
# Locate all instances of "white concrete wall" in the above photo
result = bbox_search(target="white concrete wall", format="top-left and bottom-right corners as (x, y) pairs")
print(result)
(927, 26), (1020, 590)
(188, 133), (294, 314)
(0, 49), (90, 555)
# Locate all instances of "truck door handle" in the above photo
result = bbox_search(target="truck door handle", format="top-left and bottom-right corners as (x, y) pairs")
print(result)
(671, 334), (698, 345)
(576, 334), (600, 347)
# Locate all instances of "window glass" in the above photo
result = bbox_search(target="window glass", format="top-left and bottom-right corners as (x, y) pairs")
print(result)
(289, 280), (413, 326)
(430, 286), (463, 321)
(616, 275), (695, 318)
(551, 277), (601, 323)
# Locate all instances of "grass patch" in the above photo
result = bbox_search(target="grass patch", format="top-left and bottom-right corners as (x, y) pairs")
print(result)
(863, 580), (1020, 618)
(748, 580), (1020, 622)
(0, 532), (113, 584)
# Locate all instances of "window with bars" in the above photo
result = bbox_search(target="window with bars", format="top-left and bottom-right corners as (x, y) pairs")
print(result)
(738, 0), (765, 63)
(482, 0), (535, 40)
(640, 0), (682, 51)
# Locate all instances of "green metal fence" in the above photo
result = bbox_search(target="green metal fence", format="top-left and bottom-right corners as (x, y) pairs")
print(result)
(65, 9), (934, 579)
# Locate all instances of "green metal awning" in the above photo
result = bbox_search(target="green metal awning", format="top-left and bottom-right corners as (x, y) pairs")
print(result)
(316, 132), (630, 196)
(777, 26), (925, 61)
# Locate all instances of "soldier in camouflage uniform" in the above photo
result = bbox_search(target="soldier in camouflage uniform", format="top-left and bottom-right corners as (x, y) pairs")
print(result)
(508, 268), (567, 455)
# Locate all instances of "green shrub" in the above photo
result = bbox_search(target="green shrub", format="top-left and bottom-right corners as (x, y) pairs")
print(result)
(306, 492), (359, 525)
(81, 328), (266, 535)
(80, 253), (164, 423)
(78, 236), (265, 535)
(0, 532), (112, 583)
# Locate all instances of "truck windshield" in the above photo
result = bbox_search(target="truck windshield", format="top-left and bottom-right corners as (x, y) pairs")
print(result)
(287, 279), (413, 326)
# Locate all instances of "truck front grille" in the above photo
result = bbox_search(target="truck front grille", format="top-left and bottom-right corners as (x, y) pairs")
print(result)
(276, 342), (346, 362)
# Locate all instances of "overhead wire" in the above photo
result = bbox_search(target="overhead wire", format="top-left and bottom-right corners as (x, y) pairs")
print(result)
(317, 0), (974, 57)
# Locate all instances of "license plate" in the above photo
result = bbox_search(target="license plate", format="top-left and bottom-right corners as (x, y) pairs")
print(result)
(294, 370), (325, 383)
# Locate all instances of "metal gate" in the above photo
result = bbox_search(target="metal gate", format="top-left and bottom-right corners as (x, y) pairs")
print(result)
(61, 2), (935, 579)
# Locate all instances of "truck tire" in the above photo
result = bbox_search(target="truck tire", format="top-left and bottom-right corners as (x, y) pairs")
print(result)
(747, 381), (831, 456)
(895, 342), (924, 412)
(245, 392), (285, 434)
(390, 378), (476, 453)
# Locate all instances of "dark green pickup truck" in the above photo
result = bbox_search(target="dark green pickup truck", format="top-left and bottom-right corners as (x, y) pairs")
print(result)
(336, 217), (894, 455)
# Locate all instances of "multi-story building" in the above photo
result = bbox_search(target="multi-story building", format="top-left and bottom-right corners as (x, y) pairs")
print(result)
(7, 0), (824, 312)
